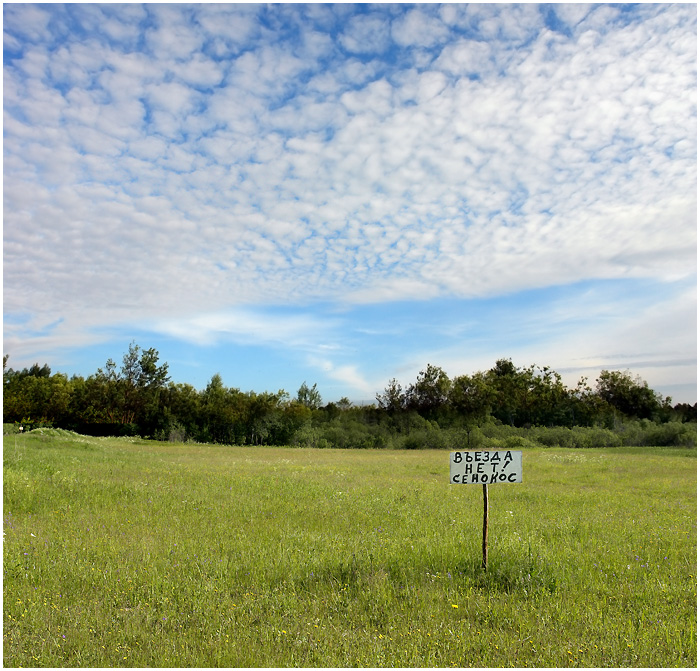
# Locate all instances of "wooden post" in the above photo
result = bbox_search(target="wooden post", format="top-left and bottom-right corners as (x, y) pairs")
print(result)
(482, 483), (489, 570)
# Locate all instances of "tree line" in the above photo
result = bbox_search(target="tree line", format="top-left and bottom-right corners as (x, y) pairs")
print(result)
(3, 343), (696, 448)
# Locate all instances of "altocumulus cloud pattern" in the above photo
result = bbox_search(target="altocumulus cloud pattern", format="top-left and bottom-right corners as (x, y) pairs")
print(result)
(3, 3), (697, 401)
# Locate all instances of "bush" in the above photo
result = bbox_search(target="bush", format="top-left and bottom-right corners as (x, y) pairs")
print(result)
(480, 421), (515, 439)
(567, 427), (591, 448)
(642, 422), (697, 447)
(446, 428), (472, 450)
(400, 428), (450, 450)
(501, 435), (540, 449)
(587, 427), (624, 447)
(462, 426), (486, 448)
(291, 425), (323, 448)
(167, 421), (187, 443)
(618, 421), (645, 446)
(265, 410), (696, 450)
(530, 426), (575, 448)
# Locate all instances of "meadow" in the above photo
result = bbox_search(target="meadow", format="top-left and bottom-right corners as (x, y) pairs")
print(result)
(3, 429), (696, 667)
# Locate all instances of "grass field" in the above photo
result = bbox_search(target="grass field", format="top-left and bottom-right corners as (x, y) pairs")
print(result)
(3, 429), (696, 667)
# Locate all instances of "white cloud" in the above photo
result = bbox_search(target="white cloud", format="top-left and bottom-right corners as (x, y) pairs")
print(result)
(305, 357), (376, 399)
(195, 5), (260, 47)
(147, 81), (197, 115)
(3, 4), (695, 399)
(152, 308), (336, 351)
(523, 283), (698, 395)
(552, 4), (593, 31)
(145, 6), (204, 59)
(339, 13), (391, 54)
(172, 54), (225, 89)
(391, 8), (449, 48)
(435, 39), (494, 76)
(3, 3), (52, 43)
(396, 279), (697, 404)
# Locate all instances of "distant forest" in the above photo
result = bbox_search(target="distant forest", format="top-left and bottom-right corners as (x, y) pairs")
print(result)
(3, 343), (697, 448)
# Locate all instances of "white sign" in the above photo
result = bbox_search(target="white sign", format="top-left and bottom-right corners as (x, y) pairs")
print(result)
(450, 450), (522, 484)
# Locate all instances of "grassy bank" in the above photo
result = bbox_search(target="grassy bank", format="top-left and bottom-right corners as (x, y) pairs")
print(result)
(3, 430), (696, 667)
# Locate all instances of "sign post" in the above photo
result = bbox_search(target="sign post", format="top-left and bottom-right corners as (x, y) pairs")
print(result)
(450, 450), (523, 570)
(482, 483), (488, 570)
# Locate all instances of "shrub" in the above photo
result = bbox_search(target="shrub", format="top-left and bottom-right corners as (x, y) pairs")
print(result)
(530, 426), (575, 448)
(502, 435), (540, 449)
(642, 422), (697, 447)
(584, 427), (623, 447)
(459, 426), (485, 448)
(569, 427), (593, 448)
(400, 428), (450, 450)
(618, 421), (645, 446)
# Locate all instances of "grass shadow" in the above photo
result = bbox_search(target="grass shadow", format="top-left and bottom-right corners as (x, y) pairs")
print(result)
(454, 551), (559, 595)
(290, 547), (559, 601)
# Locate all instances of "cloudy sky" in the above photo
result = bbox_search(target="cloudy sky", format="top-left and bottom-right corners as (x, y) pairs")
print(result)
(3, 3), (697, 405)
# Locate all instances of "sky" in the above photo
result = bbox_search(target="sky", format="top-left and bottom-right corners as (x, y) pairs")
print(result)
(3, 2), (697, 406)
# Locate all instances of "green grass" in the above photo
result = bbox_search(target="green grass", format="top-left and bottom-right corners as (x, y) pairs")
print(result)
(3, 429), (696, 667)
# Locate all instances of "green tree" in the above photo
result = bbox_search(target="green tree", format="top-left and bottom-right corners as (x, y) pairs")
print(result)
(43, 373), (72, 425)
(3, 356), (63, 425)
(595, 370), (666, 421)
(2, 368), (72, 426)
(162, 382), (202, 442)
(3, 375), (50, 423)
(297, 381), (322, 410)
(450, 371), (495, 423)
(524, 365), (572, 427)
(93, 343), (170, 433)
(569, 376), (608, 427)
(3, 355), (22, 421)
(336, 397), (353, 411)
(671, 402), (697, 423)
(276, 400), (312, 444)
(406, 364), (451, 419)
(67, 374), (118, 427)
(376, 378), (405, 414)
(487, 358), (528, 426)
(200, 374), (234, 443)
(246, 390), (288, 444)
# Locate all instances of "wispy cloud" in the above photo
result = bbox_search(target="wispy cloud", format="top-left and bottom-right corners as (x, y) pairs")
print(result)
(3, 3), (696, 402)
(152, 307), (337, 350)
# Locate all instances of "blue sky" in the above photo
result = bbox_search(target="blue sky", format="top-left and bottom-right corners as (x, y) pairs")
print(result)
(3, 3), (697, 405)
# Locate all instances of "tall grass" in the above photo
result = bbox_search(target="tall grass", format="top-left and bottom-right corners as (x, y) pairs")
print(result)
(3, 429), (696, 667)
